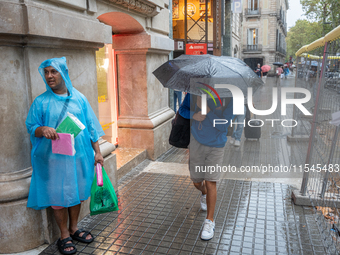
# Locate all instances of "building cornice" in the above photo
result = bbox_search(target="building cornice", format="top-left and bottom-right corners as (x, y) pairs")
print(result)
(103, 0), (162, 17)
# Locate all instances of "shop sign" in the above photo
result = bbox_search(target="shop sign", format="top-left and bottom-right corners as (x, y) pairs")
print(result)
(186, 44), (207, 55)
(232, 0), (242, 13)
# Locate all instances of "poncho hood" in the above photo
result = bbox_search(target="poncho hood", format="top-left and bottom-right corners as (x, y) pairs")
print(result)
(38, 57), (73, 98)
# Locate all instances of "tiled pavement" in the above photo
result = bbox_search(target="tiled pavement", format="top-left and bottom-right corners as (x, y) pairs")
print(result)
(40, 76), (335, 255)
(41, 170), (327, 255)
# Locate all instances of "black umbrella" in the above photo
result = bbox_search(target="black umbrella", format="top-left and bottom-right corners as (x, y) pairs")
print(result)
(273, 62), (284, 66)
(153, 54), (263, 99)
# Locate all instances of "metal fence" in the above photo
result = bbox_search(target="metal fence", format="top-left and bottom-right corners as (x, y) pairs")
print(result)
(291, 30), (340, 254)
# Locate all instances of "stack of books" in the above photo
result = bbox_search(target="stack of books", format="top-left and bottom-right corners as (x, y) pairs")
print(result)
(52, 113), (85, 156)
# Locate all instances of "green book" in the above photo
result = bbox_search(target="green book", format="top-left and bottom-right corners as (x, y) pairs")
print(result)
(56, 113), (85, 138)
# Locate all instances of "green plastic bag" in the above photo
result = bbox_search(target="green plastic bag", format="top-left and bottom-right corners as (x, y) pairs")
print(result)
(90, 167), (119, 216)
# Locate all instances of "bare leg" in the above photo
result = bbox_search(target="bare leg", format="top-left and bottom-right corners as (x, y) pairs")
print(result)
(54, 208), (74, 252)
(68, 203), (92, 240)
(68, 204), (81, 234)
(193, 181), (207, 195)
(205, 181), (217, 222)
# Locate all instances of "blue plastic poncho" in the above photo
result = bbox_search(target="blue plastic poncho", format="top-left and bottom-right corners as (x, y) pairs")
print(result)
(25, 57), (105, 210)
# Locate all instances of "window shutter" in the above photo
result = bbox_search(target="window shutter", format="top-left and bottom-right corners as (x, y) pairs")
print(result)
(247, 29), (251, 45)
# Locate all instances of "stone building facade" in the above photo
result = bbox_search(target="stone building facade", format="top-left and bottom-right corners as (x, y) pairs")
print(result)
(241, 0), (288, 73)
(0, 0), (173, 253)
(232, 12), (242, 59)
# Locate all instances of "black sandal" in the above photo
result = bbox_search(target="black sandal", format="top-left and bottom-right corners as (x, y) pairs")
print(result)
(70, 229), (94, 243)
(57, 237), (77, 255)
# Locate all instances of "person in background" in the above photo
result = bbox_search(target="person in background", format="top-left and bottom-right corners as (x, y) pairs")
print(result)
(254, 63), (263, 78)
(284, 65), (290, 79)
(276, 66), (284, 86)
(262, 71), (268, 84)
(229, 105), (247, 147)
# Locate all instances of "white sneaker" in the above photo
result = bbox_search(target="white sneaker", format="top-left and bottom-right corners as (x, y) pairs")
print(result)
(229, 137), (235, 145)
(234, 140), (241, 147)
(200, 194), (207, 211)
(201, 219), (215, 240)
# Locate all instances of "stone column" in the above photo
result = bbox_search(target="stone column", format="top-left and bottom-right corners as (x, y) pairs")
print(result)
(0, 1), (116, 252)
(222, 0), (232, 56)
(113, 33), (175, 160)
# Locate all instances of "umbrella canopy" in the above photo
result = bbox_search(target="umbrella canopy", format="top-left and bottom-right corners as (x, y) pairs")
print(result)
(261, 65), (271, 72)
(273, 62), (284, 66)
(153, 55), (263, 99)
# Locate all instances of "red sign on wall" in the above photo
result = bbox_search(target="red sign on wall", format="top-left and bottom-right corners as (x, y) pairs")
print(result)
(186, 44), (207, 55)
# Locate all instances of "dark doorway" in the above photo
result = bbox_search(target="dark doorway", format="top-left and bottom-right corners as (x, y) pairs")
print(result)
(244, 58), (263, 72)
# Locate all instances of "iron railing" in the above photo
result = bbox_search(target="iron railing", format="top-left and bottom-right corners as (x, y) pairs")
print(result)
(276, 46), (286, 55)
(243, 44), (262, 52)
(245, 8), (261, 17)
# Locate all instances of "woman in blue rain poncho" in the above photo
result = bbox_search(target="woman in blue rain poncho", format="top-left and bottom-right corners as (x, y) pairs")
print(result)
(26, 57), (104, 254)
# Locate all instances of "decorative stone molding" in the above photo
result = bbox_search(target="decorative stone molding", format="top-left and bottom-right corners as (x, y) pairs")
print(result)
(98, 138), (116, 157)
(0, 168), (32, 203)
(106, 0), (161, 17)
(0, 2), (112, 45)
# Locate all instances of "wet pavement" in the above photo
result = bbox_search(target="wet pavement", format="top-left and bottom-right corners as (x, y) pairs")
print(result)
(40, 75), (336, 255)
(40, 170), (328, 255)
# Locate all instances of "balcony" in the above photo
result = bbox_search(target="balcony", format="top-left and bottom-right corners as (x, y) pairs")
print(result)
(245, 8), (261, 18)
(243, 44), (262, 53)
(277, 10), (284, 23)
(276, 46), (286, 55)
(283, 23), (287, 36)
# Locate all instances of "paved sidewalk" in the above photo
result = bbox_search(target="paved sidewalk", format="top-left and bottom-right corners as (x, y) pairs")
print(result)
(40, 167), (327, 255)
(40, 76), (334, 255)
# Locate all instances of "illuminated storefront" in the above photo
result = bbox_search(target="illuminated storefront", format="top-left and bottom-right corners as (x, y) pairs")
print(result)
(172, 0), (214, 54)
(96, 45), (119, 145)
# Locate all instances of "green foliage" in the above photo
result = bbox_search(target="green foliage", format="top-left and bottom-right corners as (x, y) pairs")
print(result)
(286, 20), (323, 61)
(286, 0), (340, 61)
(300, 0), (340, 32)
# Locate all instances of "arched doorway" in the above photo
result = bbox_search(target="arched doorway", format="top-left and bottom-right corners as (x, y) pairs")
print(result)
(96, 12), (145, 145)
(96, 12), (174, 159)
(244, 57), (263, 71)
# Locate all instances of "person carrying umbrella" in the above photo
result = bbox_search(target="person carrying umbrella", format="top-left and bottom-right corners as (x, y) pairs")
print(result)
(153, 55), (263, 240)
(179, 93), (233, 241)
(261, 65), (271, 84)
